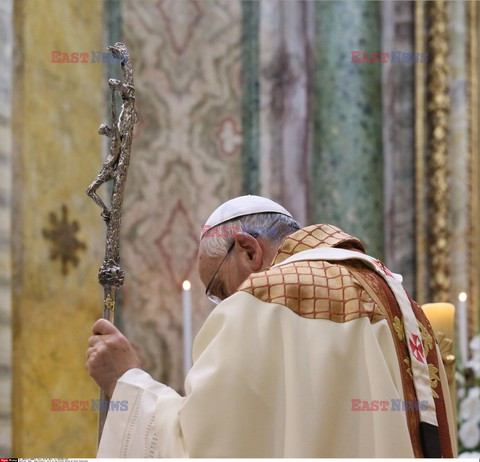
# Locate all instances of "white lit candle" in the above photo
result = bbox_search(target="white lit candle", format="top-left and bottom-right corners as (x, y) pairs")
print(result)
(457, 292), (469, 365)
(182, 280), (193, 377)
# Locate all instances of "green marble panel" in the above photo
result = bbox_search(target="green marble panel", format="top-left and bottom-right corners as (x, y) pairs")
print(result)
(241, 0), (260, 195)
(312, 0), (384, 259)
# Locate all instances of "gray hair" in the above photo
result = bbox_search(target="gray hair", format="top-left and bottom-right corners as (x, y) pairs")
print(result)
(200, 212), (300, 258)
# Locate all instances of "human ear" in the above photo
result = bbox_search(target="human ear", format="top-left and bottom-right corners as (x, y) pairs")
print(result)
(234, 233), (263, 271)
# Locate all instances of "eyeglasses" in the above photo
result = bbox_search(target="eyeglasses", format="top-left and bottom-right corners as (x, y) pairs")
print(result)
(205, 240), (235, 305)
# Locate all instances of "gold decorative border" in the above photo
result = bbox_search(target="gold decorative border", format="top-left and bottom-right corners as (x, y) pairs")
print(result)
(426, 0), (450, 303)
(415, 0), (451, 303)
(416, 1), (455, 305)
(417, 0), (478, 337)
(415, 0), (426, 305)
(467, 0), (479, 338)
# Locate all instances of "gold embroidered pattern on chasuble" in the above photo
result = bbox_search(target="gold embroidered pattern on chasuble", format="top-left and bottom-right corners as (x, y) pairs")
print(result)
(273, 223), (365, 265)
(238, 225), (385, 324)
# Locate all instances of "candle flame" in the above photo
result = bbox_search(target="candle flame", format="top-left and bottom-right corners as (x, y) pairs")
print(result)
(459, 292), (467, 302)
(182, 280), (191, 291)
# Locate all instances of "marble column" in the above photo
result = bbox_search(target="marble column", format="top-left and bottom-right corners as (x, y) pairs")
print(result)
(242, 0), (260, 195)
(12, 0), (104, 456)
(381, 1), (416, 295)
(0, 0), (13, 456)
(313, 1), (384, 259)
(258, 0), (314, 226)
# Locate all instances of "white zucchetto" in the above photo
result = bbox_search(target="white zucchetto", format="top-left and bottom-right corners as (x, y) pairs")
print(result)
(201, 195), (293, 238)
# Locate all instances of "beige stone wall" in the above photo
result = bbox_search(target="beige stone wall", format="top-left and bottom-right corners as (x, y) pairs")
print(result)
(0, 0), (13, 456)
(12, 0), (105, 456)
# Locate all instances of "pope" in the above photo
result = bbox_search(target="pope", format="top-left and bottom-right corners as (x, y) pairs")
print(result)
(86, 195), (457, 457)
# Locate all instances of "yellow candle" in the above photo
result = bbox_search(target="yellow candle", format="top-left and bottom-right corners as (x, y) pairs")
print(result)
(421, 302), (455, 341)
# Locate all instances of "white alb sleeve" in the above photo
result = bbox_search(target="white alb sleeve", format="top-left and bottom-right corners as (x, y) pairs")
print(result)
(97, 368), (184, 457)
